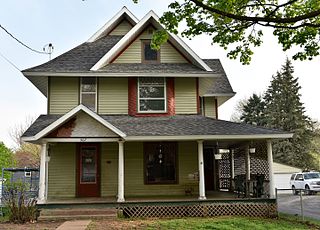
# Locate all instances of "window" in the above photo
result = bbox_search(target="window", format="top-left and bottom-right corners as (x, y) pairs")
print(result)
(81, 78), (97, 111)
(144, 142), (177, 184)
(138, 77), (166, 113)
(142, 40), (159, 63)
(295, 174), (304, 181)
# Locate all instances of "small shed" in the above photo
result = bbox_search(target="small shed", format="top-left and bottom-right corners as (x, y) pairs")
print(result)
(273, 162), (301, 193)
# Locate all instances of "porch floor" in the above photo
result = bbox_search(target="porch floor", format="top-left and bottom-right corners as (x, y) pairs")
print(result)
(45, 191), (262, 205)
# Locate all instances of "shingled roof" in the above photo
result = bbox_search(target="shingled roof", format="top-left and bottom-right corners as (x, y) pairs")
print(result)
(23, 114), (289, 139)
(23, 35), (123, 73)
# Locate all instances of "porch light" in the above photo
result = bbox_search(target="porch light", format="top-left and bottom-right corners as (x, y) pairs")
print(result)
(249, 148), (256, 154)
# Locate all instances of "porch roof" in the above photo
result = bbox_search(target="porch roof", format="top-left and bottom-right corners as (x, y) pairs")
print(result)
(22, 113), (292, 141)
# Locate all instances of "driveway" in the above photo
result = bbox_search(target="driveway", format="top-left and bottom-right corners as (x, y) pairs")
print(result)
(277, 194), (320, 220)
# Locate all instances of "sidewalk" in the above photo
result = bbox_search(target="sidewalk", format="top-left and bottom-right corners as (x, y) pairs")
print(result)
(56, 220), (91, 230)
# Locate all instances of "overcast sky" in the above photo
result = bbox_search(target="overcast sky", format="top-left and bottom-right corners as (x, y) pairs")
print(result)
(0, 0), (319, 148)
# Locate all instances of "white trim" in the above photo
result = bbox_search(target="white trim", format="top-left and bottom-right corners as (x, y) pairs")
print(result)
(87, 6), (139, 43)
(23, 105), (126, 142)
(124, 134), (293, 141)
(24, 72), (220, 78)
(90, 10), (212, 71)
(203, 93), (236, 97)
(41, 138), (122, 143)
(137, 77), (167, 113)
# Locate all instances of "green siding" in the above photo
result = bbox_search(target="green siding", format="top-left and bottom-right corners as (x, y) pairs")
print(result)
(175, 78), (197, 114)
(48, 143), (76, 198)
(109, 20), (133, 36)
(47, 142), (198, 198)
(101, 143), (118, 196)
(49, 77), (79, 114)
(199, 77), (214, 96)
(204, 97), (217, 119)
(114, 26), (187, 63)
(98, 78), (128, 114)
(124, 142), (198, 196)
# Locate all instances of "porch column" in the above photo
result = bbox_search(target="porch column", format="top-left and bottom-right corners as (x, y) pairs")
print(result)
(230, 149), (235, 191)
(197, 140), (206, 200)
(245, 144), (250, 181)
(230, 149), (235, 179)
(38, 143), (47, 203)
(117, 140), (125, 202)
(267, 140), (275, 198)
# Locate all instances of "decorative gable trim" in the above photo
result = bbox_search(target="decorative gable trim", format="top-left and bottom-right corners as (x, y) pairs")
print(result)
(87, 6), (139, 43)
(90, 10), (213, 71)
(22, 105), (126, 142)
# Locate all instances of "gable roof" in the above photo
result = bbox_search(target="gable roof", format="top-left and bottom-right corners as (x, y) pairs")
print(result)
(23, 113), (292, 142)
(87, 6), (138, 42)
(22, 105), (126, 142)
(91, 10), (212, 71)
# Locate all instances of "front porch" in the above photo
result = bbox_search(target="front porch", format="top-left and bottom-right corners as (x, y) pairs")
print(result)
(38, 193), (277, 218)
(38, 139), (275, 203)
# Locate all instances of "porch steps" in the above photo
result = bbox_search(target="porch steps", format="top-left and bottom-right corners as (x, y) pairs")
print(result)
(38, 208), (117, 221)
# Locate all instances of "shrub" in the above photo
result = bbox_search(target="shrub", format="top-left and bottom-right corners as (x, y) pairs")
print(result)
(2, 180), (39, 223)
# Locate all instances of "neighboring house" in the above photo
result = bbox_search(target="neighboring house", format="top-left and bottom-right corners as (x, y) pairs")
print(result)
(273, 162), (301, 193)
(21, 7), (292, 207)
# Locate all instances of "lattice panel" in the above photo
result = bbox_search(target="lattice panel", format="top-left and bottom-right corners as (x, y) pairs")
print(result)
(120, 202), (277, 218)
(218, 153), (231, 189)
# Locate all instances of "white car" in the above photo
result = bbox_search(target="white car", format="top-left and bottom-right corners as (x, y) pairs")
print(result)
(290, 172), (320, 195)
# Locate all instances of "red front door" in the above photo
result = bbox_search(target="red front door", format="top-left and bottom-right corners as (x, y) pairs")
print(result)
(77, 143), (100, 197)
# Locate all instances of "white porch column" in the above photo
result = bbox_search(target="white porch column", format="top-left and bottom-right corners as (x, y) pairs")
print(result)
(230, 149), (235, 179)
(117, 140), (125, 202)
(38, 143), (47, 203)
(197, 140), (206, 200)
(245, 144), (250, 181)
(267, 140), (275, 198)
(244, 144), (250, 197)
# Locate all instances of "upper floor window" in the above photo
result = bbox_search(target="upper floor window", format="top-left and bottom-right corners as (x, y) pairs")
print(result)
(138, 77), (166, 113)
(142, 40), (159, 63)
(80, 77), (97, 112)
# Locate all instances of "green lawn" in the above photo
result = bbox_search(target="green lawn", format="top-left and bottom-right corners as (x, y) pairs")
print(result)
(145, 216), (320, 230)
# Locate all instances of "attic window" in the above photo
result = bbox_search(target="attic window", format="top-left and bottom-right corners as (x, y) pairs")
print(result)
(80, 77), (97, 112)
(142, 40), (159, 63)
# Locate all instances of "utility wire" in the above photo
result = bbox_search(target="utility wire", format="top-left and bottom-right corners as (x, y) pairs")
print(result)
(0, 24), (48, 55)
(0, 50), (21, 72)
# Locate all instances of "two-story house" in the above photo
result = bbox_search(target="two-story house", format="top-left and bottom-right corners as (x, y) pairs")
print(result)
(21, 7), (291, 209)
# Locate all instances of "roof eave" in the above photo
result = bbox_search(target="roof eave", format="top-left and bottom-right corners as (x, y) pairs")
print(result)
(22, 71), (222, 78)
(124, 134), (293, 141)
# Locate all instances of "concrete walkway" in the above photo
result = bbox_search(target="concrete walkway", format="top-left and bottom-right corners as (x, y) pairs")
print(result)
(56, 220), (91, 230)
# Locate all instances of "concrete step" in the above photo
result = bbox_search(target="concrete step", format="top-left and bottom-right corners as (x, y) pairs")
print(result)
(39, 208), (117, 221)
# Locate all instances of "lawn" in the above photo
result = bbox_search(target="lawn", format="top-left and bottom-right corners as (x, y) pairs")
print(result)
(87, 216), (320, 230)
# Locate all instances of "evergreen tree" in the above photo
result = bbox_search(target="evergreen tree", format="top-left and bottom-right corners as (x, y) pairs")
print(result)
(240, 94), (266, 126)
(264, 58), (314, 168)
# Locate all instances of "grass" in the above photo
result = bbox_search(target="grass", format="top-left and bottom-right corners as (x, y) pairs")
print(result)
(87, 215), (320, 230)
(146, 217), (316, 230)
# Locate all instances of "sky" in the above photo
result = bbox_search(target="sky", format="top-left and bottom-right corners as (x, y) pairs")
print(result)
(0, 0), (319, 148)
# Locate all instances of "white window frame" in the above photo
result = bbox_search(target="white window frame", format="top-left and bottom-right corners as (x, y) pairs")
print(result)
(80, 77), (97, 112)
(138, 77), (167, 113)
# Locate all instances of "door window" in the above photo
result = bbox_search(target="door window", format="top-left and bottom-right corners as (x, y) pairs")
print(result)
(80, 146), (97, 184)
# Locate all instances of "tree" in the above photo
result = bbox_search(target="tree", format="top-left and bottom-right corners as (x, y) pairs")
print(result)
(240, 93), (266, 126)
(0, 142), (15, 179)
(133, 0), (320, 64)
(9, 117), (40, 168)
(264, 58), (314, 168)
